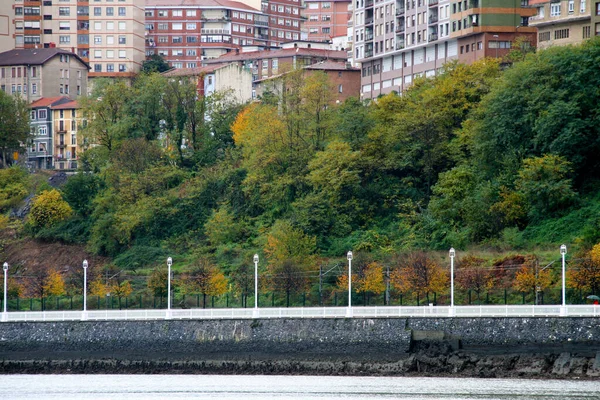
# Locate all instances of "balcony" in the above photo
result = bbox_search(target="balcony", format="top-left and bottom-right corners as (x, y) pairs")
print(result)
(428, 33), (438, 42)
(365, 0), (373, 7)
(395, 24), (405, 33)
(396, 7), (405, 16)
(429, 15), (438, 25)
(469, 0), (480, 8)
(428, 0), (438, 6)
(365, 33), (373, 41)
(57, 142), (67, 148)
(364, 49), (373, 58)
(396, 40), (405, 50)
(365, 17), (373, 25)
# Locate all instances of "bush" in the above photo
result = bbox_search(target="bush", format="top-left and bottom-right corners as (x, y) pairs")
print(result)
(113, 245), (167, 272)
(28, 189), (72, 228)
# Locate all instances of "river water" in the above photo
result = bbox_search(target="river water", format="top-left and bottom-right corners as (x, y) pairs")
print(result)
(0, 375), (598, 399)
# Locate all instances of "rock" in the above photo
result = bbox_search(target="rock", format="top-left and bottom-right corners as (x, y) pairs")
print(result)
(552, 352), (571, 375)
(586, 352), (600, 377)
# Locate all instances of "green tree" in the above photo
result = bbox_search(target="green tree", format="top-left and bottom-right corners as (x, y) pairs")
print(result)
(0, 91), (29, 167)
(141, 54), (171, 74)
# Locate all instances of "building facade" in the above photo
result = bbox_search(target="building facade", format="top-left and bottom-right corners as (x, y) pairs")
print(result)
(145, 0), (304, 68)
(529, 0), (592, 49)
(303, 0), (352, 43)
(52, 99), (82, 170)
(0, 48), (89, 103)
(355, 0), (536, 99)
(7, 0), (145, 78)
(162, 62), (254, 102)
(0, 1), (14, 53)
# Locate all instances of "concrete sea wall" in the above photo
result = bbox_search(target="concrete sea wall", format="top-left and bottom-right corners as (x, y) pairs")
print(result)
(0, 317), (599, 377)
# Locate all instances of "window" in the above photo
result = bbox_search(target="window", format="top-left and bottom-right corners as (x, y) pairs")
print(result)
(322, 2), (331, 8)
(186, 49), (197, 56)
(119, 36), (126, 44)
(118, 22), (126, 30)
(187, 36), (197, 43)
(172, 36), (182, 43)
(107, 22), (114, 30)
(59, 7), (70, 16)
(172, 10), (183, 17)
(38, 109), (47, 119)
(39, 127), (47, 136)
(338, 84), (343, 93)
(539, 31), (551, 41)
(554, 28), (570, 39)
(94, 21), (102, 30)
(106, 7), (114, 16)
(106, 50), (114, 58)
(172, 22), (182, 30)
(31, 110), (37, 120)
(94, 50), (102, 58)
(118, 50), (126, 58)
(118, 7), (126, 16)
(187, 10), (196, 17)
(59, 35), (70, 44)
(550, 3), (561, 16)
(94, 7), (101, 16)
(583, 25), (591, 39)
(158, 23), (168, 30)
(568, 0), (574, 13)
(94, 35), (102, 44)
(59, 22), (70, 30)
(119, 64), (127, 72)
(322, 27), (330, 33)
(186, 23), (197, 29)
(158, 10), (167, 17)
(95, 64), (102, 73)
(32, 83), (37, 94)
(580, 0), (586, 13)
(107, 35), (114, 45)
(107, 64), (115, 72)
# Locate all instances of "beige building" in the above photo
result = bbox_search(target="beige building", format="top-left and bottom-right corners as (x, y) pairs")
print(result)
(529, 0), (592, 49)
(8, 0), (145, 78)
(0, 1), (14, 53)
(0, 48), (89, 103)
(51, 99), (83, 170)
(162, 62), (254, 103)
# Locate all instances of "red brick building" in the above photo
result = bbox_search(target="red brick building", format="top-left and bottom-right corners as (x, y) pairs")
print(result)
(145, 0), (303, 68)
(303, 0), (352, 42)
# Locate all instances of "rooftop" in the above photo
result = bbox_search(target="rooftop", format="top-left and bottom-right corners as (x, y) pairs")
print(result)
(29, 96), (73, 109)
(146, 0), (260, 12)
(205, 47), (348, 64)
(0, 48), (89, 68)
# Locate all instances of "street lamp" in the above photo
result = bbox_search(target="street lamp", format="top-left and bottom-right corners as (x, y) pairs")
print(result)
(449, 248), (455, 315)
(82, 259), (88, 316)
(167, 257), (172, 318)
(253, 254), (259, 317)
(347, 251), (353, 317)
(2, 262), (8, 321)
(560, 244), (567, 314)
(493, 34), (499, 59)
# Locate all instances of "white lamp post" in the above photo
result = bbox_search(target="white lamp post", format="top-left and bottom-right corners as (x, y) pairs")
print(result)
(82, 259), (88, 318)
(2, 262), (8, 321)
(167, 257), (172, 318)
(346, 251), (353, 318)
(560, 244), (567, 315)
(449, 248), (455, 316)
(253, 254), (259, 318)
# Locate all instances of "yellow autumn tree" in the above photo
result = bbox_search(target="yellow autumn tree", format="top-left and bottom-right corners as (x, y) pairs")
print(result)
(355, 261), (386, 305)
(391, 252), (448, 304)
(513, 255), (552, 299)
(568, 244), (600, 295)
(111, 280), (133, 309)
(89, 278), (109, 297)
(29, 189), (73, 228)
(43, 269), (66, 297)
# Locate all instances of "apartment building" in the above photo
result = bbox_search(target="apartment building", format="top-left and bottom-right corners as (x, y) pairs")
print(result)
(303, 0), (352, 43)
(162, 62), (254, 102)
(0, 48), (89, 103)
(529, 1), (592, 49)
(0, 2), (14, 52)
(203, 41), (348, 96)
(254, 59), (361, 102)
(145, 0), (303, 68)
(8, 0), (145, 78)
(28, 96), (66, 170)
(355, 0), (536, 99)
(51, 99), (83, 170)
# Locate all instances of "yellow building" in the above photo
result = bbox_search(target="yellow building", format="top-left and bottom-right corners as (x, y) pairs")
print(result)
(529, 0), (592, 50)
(50, 99), (84, 170)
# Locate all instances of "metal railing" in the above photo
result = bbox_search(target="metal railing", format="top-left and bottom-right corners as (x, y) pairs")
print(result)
(1, 305), (599, 322)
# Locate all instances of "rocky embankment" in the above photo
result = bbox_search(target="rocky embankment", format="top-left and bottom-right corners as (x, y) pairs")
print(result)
(1, 318), (599, 378)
